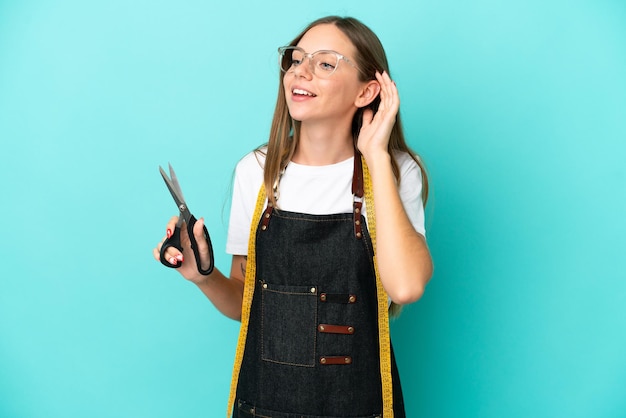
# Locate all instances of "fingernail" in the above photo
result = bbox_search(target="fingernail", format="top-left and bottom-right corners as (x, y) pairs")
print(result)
(166, 229), (172, 239)
(169, 256), (177, 265)
(176, 254), (183, 262)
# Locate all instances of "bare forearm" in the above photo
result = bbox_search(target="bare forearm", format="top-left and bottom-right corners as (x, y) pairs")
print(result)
(192, 255), (247, 321)
(194, 272), (243, 320)
(365, 151), (433, 305)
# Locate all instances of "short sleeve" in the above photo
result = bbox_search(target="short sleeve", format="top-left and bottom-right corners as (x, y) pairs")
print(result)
(225, 151), (265, 255)
(395, 151), (426, 237)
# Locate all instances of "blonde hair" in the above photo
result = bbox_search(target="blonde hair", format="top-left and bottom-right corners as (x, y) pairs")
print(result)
(258, 16), (429, 315)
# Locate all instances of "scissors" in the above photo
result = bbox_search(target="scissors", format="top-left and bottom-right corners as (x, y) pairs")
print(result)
(159, 163), (214, 275)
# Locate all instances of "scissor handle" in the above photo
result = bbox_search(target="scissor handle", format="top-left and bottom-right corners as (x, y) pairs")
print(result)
(159, 215), (214, 275)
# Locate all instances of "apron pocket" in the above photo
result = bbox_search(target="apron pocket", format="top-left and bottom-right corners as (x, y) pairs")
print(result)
(261, 281), (317, 367)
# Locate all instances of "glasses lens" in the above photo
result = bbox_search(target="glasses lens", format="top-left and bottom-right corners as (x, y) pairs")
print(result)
(312, 52), (339, 77)
(280, 47), (298, 72)
(278, 47), (341, 78)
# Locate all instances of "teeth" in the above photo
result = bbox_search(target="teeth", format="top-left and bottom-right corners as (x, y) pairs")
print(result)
(293, 88), (315, 96)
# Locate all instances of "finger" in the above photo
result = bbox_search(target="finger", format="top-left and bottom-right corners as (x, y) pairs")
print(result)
(193, 217), (213, 270)
(193, 218), (209, 252)
(153, 246), (161, 261)
(166, 216), (179, 238)
(377, 70), (393, 87)
(159, 245), (184, 265)
(377, 71), (397, 98)
(154, 233), (184, 265)
(376, 71), (399, 115)
(375, 73), (391, 109)
(376, 71), (391, 90)
(154, 244), (182, 265)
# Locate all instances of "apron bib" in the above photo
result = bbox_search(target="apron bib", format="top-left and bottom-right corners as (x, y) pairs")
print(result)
(229, 153), (405, 417)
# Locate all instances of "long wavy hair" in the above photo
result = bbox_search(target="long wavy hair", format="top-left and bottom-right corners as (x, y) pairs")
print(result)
(258, 16), (429, 315)
(260, 16), (428, 206)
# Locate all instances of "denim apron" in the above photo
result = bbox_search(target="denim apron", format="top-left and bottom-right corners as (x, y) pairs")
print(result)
(231, 154), (406, 418)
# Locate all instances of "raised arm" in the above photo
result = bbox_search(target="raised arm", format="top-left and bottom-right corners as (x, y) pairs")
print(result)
(357, 72), (433, 305)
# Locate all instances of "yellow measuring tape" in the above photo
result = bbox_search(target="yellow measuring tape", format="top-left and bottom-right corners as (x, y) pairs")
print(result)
(225, 184), (267, 417)
(362, 157), (394, 417)
(226, 156), (394, 417)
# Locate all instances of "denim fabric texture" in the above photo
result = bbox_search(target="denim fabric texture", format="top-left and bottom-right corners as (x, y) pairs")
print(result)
(237, 398), (383, 417)
(232, 209), (406, 417)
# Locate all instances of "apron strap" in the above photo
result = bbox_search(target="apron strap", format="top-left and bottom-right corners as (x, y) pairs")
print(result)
(226, 155), (394, 417)
(353, 149), (365, 239)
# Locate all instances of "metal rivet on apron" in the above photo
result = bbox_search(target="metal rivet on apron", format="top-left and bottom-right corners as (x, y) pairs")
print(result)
(355, 220), (360, 226)
(318, 325), (325, 332)
(347, 327), (354, 334)
(262, 283), (268, 289)
(320, 357), (327, 364)
(344, 357), (352, 364)
(348, 295), (356, 303)
(261, 225), (267, 231)
(310, 287), (316, 293)
(355, 207), (360, 214)
(356, 232), (362, 238)
(264, 213), (270, 218)
(320, 293), (327, 301)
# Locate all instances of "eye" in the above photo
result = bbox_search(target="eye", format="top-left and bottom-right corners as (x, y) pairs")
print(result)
(290, 50), (304, 67)
(317, 61), (336, 71)
(314, 52), (338, 72)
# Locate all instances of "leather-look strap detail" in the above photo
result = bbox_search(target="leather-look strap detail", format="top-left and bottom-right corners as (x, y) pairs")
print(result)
(353, 148), (365, 240)
(353, 200), (363, 239)
(320, 293), (357, 304)
(352, 149), (364, 198)
(318, 324), (355, 334)
(319, 356), (352, 365)
(260, 203), (274, 231)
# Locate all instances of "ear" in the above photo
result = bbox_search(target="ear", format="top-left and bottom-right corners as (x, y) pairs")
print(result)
(354, 80), (381, 108)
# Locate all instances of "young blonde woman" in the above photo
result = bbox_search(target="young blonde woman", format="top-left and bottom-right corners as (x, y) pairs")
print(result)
(154, 15), (433, 418)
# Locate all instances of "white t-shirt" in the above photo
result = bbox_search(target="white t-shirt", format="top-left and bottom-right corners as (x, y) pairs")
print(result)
(226, 149), (426, 256)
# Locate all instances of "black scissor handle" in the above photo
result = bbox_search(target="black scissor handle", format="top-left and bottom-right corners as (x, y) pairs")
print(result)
(159, 215), (214, 275)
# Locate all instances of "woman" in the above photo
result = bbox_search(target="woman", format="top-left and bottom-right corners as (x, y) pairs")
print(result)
(155, 15), (433, 417)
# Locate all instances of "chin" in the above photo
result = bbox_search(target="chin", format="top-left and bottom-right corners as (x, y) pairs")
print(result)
(286, 108), (308, 123)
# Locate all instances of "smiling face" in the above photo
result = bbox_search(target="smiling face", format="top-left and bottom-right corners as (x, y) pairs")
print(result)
(283, 24), (366, 126)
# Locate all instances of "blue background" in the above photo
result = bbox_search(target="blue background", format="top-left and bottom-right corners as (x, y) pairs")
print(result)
(1, 0), (625, 417)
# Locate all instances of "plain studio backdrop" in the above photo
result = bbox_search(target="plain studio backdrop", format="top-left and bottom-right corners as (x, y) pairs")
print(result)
(1, 1), (625, 417)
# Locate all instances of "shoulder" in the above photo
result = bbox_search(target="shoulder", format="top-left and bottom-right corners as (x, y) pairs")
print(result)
(235, 147), (266, 175)
(233, 148), (266, 189)
(231, 147), (266, 207)
(227, 148), (266, 255)
(392, 150), (423, 183)
(391, 150), (427, 236)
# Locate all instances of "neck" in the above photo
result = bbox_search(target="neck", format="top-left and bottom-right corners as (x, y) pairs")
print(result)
(292, 122), (354, 166)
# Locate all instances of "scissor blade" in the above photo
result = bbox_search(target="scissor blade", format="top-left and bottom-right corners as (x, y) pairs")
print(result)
(159, 165), (186, 210)
(168, 163), (186, 202)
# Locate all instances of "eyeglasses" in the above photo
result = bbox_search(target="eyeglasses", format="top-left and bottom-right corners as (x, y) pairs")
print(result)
(278, 46), (357, 78)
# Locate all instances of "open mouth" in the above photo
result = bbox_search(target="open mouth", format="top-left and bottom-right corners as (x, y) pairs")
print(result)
(292, 88), (317, 97)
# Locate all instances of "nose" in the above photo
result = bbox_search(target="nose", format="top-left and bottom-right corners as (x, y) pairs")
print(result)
(293, 55), (314, 79)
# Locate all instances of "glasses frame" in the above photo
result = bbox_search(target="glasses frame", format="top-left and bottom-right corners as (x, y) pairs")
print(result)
(278, 46), (358, 78)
